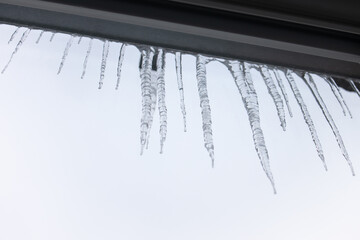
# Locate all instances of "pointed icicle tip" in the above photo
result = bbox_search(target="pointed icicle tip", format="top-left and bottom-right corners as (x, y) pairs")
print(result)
(272, 184), (277, 195)
(323, 161), (328, 172)
(267, 172), (277, 194)
(140, 144), (145, 156)
(350, 164), (355, 176)
(160, 144), (164, 154)
(209, 150), (215, 168)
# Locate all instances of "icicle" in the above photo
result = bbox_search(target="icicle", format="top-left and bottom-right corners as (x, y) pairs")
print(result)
(328, 77), (352, 118)
(81, 38), (93, 79)
(175, 52), (187, 132)
(98, 40), (110, 89)
(273, 69), (293, 117)
(303, 72), (354, 175)
(260, 66), (286, 131)
(36, 30), (45, 44)
(157, 49), (167, 153)
(226, 61), (276, 193)
(8, 27), (20, 44)
(348, 79), (360, 97)
(50, 32), (56, 42)
(57, 35), (74, 74)
(115, 43), (126, 90)
(324, 76), (348, 117)
(145, 52), (159, 150)
(196, 55), (215, 167)
(78, 36), (82, 44)
(2, 28), (31, 74)
(285, 70), (327, 170)
(139, 48), (155, 155)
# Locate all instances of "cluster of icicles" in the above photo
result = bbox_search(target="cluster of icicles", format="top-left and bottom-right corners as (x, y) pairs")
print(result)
(3, 26), (360, 193)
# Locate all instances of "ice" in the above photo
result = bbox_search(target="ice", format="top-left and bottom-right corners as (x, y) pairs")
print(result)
(175, 52), (187, 132)
(81, 38), (93, 79)
(116, 43), (126, 90)
(57, 35), (75, 75)
(139, 47), (155, 155)
(226, 60), (276, 193)
(196, 55), (215, 167)
(260, 66), (286, 131)
(2, 28), (31, 74)
(157, 49), (167, 153)
(285, 70), (327, 170)
(303, 73), (354, 175)
(98, 40), (110, 89)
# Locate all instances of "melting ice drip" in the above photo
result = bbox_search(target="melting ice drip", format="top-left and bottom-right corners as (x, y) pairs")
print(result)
(2, 25), (360, 192)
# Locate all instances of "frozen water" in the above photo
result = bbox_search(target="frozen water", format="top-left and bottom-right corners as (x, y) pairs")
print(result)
(196, 55), (215, 167)
(303, 73), (354, 175)
(260, 66), (286, 131)
(175, 52), (187, 132)
(285, 70), (327, 170)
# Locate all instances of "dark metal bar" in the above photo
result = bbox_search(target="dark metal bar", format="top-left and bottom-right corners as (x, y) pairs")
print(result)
(0, 0), (359, 80)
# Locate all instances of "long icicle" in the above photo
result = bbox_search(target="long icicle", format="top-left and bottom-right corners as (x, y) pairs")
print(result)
(81, 38), (93, 79)
(8, 27), (20, 44)
(2, 28), (31, 74)
(115, 43), (126, 90)
(175, 52), (187, 132)
(57, 35), (75, 74)
(328, 77), (352, 118)
(285, 70), (327, 170)
(36, 30), (45, 44)
(303, 72), (354, 175)
(324, 76), (348, 117)
(98, 40), (110, 89)
(139, 48), (155, 155)
(348, 79), (360, 97)
(227, 61), (276, 193)
(273, 68), (293, 117)
(260, 66), (286, 131)
(145, 52), (159, 150)
(157, 49), (167, 153)
(196, 55), (215, 167)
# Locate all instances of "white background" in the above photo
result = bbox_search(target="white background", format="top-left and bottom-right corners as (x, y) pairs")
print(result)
(0, 24), (360, 240)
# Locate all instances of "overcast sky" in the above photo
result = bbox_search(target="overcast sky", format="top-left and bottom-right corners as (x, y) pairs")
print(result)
(0, 24), (360, 240)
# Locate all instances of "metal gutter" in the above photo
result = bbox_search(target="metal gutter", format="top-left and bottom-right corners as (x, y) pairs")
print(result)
(0, 0), (359, 80)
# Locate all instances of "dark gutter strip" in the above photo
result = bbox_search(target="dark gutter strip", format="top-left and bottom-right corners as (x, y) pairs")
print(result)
(0, 0), (359, 82)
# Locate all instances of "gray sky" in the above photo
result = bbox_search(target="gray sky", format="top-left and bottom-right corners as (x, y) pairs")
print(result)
(0, 24), (360, 240)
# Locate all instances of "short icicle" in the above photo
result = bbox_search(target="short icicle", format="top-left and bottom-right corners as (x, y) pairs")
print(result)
(157, 49), (167, 153)
(285, 70), (327, 170)
(78, 36), (82, 44)
(81, 38), (93, 79)
(260, 65), (286, 131)
(175, 52), (187, 132)
(324, 76), (348, 117)
(139, 48), (155, 155)
(8, 27), (20, 44)
(115, 43), (126, 90)
(348, 79), (360, 98)
(303, 72), (354, 175)
(57, 35), (75, 74)
(226, 60), (276, 193)
(328, 77), (352, 118)
(98, 40), (110, 89)
(196, 55), (215, 167)
(36, 30), (45, 44)
(2, 28), (31, 74)
(273, 68), (293, 117)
